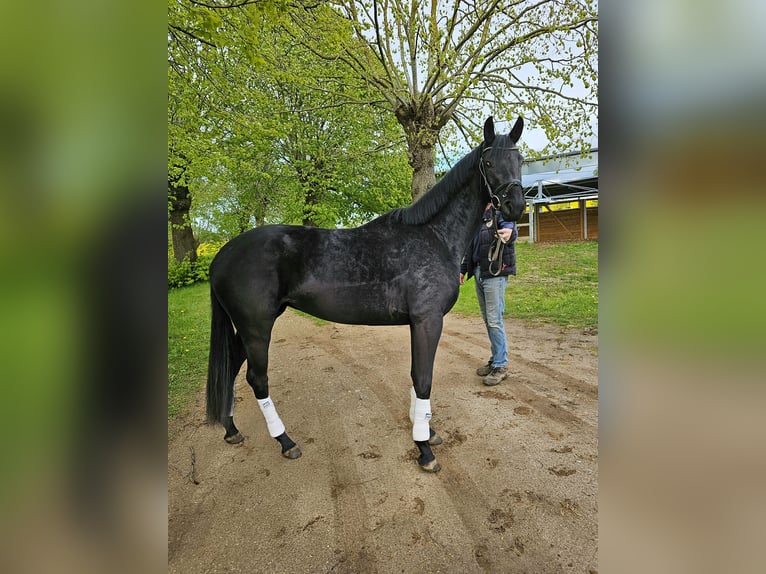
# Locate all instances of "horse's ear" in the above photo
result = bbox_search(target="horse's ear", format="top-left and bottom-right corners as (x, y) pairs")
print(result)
(483, 116), (496, 145)
(509, 116), (524, 143)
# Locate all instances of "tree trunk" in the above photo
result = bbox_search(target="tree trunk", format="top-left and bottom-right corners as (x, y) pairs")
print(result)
(408, 142), (436, 202)
(395, 98), (446, 203)
(168, 182), (198, 262)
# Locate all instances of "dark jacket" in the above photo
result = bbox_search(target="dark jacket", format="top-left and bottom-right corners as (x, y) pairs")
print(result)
(460, 207), (518, 280)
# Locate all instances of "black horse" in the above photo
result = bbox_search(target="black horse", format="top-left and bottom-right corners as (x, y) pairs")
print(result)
(207, 116), (525, 472)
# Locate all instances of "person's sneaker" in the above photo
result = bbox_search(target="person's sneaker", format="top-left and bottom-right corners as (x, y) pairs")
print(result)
(483, 366), (508, 386)
(476, 361), (493, 376)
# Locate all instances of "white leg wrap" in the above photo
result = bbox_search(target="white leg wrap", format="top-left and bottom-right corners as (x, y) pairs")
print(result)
(412, 398), (432, 442)
(409, 387), (417, 423)
(257, 397), (286, 438)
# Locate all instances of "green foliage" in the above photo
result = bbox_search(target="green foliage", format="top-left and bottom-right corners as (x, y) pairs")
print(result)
(169, 0), (412, 243)
(168, 253), (216, 289)
(169, 0), (598, 249)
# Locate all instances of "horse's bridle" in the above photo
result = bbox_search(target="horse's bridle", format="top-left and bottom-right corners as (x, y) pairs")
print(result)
(479, 145), (523, 210)
(479, 145), (523, 276)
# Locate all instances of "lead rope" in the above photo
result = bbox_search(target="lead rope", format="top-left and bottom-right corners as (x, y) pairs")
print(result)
(487, 206), (505, 276)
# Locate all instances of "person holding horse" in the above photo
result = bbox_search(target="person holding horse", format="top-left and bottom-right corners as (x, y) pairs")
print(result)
(460, 204), (518, 386)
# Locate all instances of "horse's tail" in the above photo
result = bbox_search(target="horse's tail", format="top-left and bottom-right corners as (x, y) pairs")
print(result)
(206, 286), (244, 424)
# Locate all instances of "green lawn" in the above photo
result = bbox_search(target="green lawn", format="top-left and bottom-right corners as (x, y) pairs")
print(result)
(168, 240), (597, 418)
(452, 241), (598, 329)
(168, 282), (211, 417)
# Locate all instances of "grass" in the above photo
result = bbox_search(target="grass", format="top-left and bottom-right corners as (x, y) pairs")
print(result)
(292, 309), (330, 326)
(451, 241), (598, 329)
(167, 240), (598, 418)
(168, 282), (211, 417)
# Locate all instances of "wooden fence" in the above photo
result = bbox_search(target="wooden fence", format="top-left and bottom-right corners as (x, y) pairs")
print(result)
(516, 201), (598, 242)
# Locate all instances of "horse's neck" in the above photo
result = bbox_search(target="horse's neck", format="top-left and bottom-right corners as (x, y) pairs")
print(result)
(431, 177), (485, 263)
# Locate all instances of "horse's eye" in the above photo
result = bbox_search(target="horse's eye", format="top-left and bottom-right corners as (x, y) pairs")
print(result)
(484, 160), (492, 167)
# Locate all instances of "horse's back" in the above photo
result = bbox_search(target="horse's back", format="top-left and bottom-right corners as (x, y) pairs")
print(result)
(218, 222), (318, 258)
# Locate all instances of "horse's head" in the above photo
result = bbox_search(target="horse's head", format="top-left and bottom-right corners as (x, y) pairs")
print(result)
(480, 116), (525, 222)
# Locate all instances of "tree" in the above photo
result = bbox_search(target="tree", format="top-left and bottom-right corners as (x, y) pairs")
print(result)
(167, 62), (203, 263)
(258, 31), (412, 227)
(168, 0), (223, 260)
(168, 0), (280, 253)
(168, 0), (412, 243)
(289, 1), (598, 201)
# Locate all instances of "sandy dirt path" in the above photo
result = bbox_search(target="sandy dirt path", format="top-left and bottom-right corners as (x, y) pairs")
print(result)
(169, 310), (598, 573)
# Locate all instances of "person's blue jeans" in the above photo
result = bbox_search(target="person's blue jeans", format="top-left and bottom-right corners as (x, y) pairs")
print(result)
(474, 268), (508, 368)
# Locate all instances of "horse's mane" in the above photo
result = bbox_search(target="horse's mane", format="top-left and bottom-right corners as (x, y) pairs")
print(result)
(383, 145), (481, 226)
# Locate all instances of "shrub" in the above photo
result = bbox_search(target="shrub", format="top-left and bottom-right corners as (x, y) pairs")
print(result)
(168, 252), (216, 289)
(197, 241), (226, 257)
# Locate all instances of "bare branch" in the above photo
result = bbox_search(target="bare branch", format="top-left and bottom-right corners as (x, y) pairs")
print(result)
(371, 0), (408, 98)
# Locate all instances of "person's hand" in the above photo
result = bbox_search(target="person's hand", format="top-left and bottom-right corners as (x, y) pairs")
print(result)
(459, 273), (465, 285)
(497, 228), (512, 243)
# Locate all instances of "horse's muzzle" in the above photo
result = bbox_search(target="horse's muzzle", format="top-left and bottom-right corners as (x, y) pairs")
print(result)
(499, 182), (525, 222)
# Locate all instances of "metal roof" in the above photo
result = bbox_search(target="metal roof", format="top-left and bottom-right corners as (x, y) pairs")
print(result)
(522, 149), (599, 204)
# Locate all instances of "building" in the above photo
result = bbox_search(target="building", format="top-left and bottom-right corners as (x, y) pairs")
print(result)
(517, 149), (598, 242)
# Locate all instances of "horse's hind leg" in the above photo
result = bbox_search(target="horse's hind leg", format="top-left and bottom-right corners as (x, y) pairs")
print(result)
(223, 397), (244, 444)
(242, 318), (302, 460)
(224, 338), (247, 444)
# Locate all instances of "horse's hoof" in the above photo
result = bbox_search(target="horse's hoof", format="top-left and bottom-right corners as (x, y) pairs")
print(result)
(282, 446), (302, 459)
(224, 432), (244, 444)
(429, 434), (443, 446)
(419, 459), (441, 473)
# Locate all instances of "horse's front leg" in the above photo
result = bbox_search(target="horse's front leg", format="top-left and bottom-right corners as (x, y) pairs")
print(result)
(408, 386), (443, 447)
(409, 315), (444, 473)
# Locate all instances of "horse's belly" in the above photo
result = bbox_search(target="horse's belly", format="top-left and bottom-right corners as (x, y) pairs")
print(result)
(289, 285), (409, 326)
